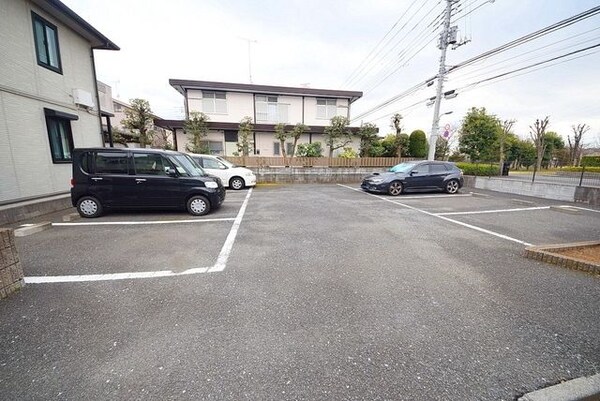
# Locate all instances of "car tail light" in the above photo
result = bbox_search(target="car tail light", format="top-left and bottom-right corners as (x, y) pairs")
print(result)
(70, 178), (75, 187)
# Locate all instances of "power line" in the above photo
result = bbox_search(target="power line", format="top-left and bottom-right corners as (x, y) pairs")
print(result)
(351, 5), (600, 124)
(450, 32), (600, 85)
(447, 5), (600, 74)
(345, 0), (439, 89)
(453, 42), (600, 91)
(358, 3), (444, 94)
(341, 0), (420, 88)
(351, 78), (435, 122)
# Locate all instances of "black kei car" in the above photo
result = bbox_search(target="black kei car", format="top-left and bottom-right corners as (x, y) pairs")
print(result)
(70, 148), (225, 217)
(361, 161), (464, 196)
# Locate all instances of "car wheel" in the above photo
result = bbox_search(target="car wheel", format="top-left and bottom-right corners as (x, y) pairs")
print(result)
(229, 176), (245, 190)
(388, 181), (403, 196)
(187, 195), (211, 216)
(445, 179), (460, 194)
(77, 196), (103, 218)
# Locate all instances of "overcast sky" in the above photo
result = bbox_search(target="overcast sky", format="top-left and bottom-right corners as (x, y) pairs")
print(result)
(64, 0), (600, 145)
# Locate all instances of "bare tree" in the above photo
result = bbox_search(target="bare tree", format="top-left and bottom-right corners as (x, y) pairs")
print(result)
(529, 117), (550, 174)
(499, 119), (516, 174)
(274, 123), (288, 159)
(391, 113), (404, 157)
(567, 123), (590, 166)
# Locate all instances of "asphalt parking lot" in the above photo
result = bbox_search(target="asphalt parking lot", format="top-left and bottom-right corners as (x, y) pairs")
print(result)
(1, 185), (599, 400)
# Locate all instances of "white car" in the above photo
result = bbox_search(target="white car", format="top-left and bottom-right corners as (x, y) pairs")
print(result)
(188, 154), (256, 190)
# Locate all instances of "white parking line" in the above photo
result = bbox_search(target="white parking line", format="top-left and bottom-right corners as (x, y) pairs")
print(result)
(52, 218), (235, 226)
(567, 205), (600, 214)
(24, 267), (211, 284)
(208, 188), (253, 272)
(338, 184), (532, 246)
(25, 189), (254, 284)
(435, 206), (551, 216)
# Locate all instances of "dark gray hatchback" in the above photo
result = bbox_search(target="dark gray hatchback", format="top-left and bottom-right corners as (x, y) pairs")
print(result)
(361, 161), (464, 196)
(70, 148), (225, 217)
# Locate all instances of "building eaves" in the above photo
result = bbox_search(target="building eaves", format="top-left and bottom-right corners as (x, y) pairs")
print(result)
(169, 79), (363, 103)
(153, 119), (368, 134)
(31, 0), (119, 50)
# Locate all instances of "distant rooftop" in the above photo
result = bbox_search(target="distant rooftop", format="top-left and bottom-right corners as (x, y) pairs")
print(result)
(169, 79), (363, 103)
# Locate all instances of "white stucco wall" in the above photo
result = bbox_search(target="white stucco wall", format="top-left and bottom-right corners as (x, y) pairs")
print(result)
(187, 90), (255, 123)
(303, 97), (349, 126)
(0, 0), (104, 203)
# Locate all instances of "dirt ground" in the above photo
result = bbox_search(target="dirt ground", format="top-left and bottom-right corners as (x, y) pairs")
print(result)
(554, 244), (600, 265)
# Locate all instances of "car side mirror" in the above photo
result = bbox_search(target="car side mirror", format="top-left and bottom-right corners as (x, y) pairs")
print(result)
(410, 171), (418, 176)
(165, 167), (178, 177)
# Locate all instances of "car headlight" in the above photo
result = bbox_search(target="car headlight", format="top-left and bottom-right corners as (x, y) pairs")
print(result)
(205, 181), (218, 189)
(370, 178), (384, 184)
(245, 171), (254, 177)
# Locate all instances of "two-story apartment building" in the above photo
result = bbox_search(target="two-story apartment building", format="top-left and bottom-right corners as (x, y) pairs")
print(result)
(0, 0), (118, 205)
(156, 79), (363, 157)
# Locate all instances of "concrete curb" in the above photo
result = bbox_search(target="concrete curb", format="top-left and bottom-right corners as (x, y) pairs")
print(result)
(550, 205), (580, 214)
(470, 192), (490, 198)
(518, 373), (600, 401)
(14, 222), (52, 237)
(523, 241), (600, 275)
(512, 198), (535, 205)
(62, 212), (80, 222)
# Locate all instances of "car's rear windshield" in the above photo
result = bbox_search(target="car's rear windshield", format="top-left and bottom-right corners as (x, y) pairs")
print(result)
(168, 154), (206, 177)
(389, 162), (418, 173)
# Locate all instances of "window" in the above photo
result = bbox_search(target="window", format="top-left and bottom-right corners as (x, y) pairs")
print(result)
(203, 158), (226, 169)
(273, 142), (280, 156)
(224, 131), (238, 142)
(256, 95), (278, 122)
(207, 141), (224, 155)
(133, 153), (169, 175)
(32, 12), (62, 73)
(44, 109), (76, 163)
(316, 98), (337, 119)
(430, 164), (448, 174)
(286, 143), (294, 156)
(95, 152), (129, 174)
(202, 91), (227, 113)
(411, 164), (430, 176)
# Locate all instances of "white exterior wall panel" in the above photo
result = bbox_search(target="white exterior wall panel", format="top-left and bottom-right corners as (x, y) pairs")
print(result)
(0, 0), (103, 203)
(188, 90), (254, 123)
(303, 97), (349, 126)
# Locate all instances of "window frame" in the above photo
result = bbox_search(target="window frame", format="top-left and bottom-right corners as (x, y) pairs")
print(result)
(273, 142), (280, 156)
(44, 109), (75, 164)
(255, 95), (282, 122)
(31, 11), (62, 74)
(201, 91), (227, 114)
(316, 98), (337, 120)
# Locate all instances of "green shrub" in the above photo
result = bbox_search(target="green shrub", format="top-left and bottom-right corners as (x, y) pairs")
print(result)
(558, 166), (600, 173)
(581, 156), (600, 167)
(455, 162), (500, 176)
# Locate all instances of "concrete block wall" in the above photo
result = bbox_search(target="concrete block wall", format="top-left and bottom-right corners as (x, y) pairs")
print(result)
(0, 229), (24, 299)
(250, 167), (381, 184)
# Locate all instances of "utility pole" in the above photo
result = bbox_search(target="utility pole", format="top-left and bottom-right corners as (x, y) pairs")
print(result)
(427, 0), (455, 161)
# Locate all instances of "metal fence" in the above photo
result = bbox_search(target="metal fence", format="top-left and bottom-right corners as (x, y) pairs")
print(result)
(225, 156), (416, 168)
(510, 167), (600, 188)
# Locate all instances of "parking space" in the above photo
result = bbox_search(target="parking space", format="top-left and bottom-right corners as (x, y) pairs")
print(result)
(2, 184), (599, 400)
(340, 184), (600, 247)
(15, 189), (252, 282)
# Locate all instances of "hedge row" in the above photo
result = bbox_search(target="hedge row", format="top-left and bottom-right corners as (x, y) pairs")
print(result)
(558, 166), (600, 173)
(455, 162), (500, 176)
(582, 156), (600, 167)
